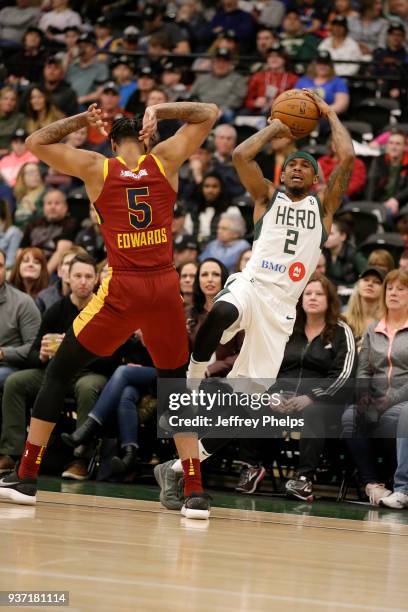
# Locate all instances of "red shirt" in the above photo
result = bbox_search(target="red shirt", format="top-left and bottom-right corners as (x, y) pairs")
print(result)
(87, 107), (132, 144)
(93, 155), (176, 270)
(245, 71), (299, 111)
(318, 155), (367, 197)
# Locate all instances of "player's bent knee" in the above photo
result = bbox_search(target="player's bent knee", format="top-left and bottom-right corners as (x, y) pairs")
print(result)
(209, 300), (239, 328)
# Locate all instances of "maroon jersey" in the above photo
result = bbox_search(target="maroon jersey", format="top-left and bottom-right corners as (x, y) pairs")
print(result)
(93, 154), (176, 270)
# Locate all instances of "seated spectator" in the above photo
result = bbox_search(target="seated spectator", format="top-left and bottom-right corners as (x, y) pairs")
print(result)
(192, 29), (241, 74)
(6, 27), (47, 85)
(211, 124), (246, 198)
(36, 245), (85, 313)
(326, 0), (358, 25)
(172, 202), (189, 244)
(296, 51), (350, 116)
(61, 331), (155, 478)
(315, 251), (327, 274)
(342, 268), (408, 505)
(9, 247), (49, 300)
(257, 0), (286, 30)
(0, 1), (40, 45)
(20, 189), (76, 275)
(0, 254), (111, 478)
(280, 10), (319, 63)
(179, 139), (213, 201)
(190, 49), (247, 123)
(387, 0), (408, 34)
(367, 249), (395, 274)
(366, 130), (408, 216)
(66, 33), (109, 107)
(236, 247), (252, 272)
(179, 261), (198, 311)
(348, 0), (388, 57)
(145, 88), (181, 141)
(399, 248), (408, 272)
(205, 0), (256, 54)
(114, 26), (140, 57)
(173, 236), (198, 268)
(24, 85), (65, 136)
(94, 15), (118, 57)
(250, 27), (280, 72)
(185, 172), (232, 243)
(199, 212), (250, 272)
(75, 204), (105, 262)
(61, 24), (81, 70)
(371, 23), (407, 100)
(13, 162), (45, 228)
(318, 16), (363, 77)
(0, 128), (38, 188)
(111, 56), (138, 109)
(138, 4), (190, 55)
(175, 0), (207, 53)
(318, 138), (366, 199)
(160, 60), (187, 103)
(125, 66), (157, 116)
(41, 56), (79, 118)
(0, 248), (41, 388)
(0, 199), (22, 271)
(345, 267), (385, 349)
(323, 219), (367, 288)
(0, 87), (25, 157)
(146, 32), (172, 73)
(244, 45), (298, 115)
(87, 82), (130, 146)
(38, 0), (81, 44)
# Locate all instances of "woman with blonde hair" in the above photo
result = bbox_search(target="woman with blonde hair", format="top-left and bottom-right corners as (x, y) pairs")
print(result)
(367, 248), (395, 274)
(9, 247), (49, 299)
(24, 85), (64, 135)
(13, 162), (45, 228)
(345, 267), (384, 348)
(296, 52), (350, 115)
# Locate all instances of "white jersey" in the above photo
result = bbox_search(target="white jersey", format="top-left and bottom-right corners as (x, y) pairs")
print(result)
(242, 189), (327, 302)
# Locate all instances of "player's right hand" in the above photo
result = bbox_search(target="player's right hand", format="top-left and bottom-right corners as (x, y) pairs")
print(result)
(85, 103), (108, 137)
(266, 117), (293, 139)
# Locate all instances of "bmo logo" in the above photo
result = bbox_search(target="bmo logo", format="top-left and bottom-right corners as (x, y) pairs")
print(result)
(289, 262), (305, 282)
(261, 259), (286, 273)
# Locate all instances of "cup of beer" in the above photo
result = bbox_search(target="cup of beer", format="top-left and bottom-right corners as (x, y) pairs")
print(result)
(47, 333), (63, 356)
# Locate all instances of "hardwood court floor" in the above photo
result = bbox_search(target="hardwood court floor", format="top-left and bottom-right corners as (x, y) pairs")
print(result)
(0, 482), (407, 612)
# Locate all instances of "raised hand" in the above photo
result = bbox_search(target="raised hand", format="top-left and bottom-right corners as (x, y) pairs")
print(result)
(140, 106), (158, 144)
(85, 103), (108, 137)
(267, 117), (294, 139)
(302, 89), (331, 117)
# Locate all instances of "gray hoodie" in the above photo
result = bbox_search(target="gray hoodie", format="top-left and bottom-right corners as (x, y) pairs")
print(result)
(0, 282), (41, 366)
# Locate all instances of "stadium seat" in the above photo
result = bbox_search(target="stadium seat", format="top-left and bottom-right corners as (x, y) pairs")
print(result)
(342, 121), (373, 143)
(358, 232), (404, 261)
(338, 200), (387, 244)
(354, 98), (400, 135)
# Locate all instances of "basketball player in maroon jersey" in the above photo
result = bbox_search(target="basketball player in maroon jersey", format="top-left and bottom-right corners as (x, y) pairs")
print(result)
(0, 102), (218, 517)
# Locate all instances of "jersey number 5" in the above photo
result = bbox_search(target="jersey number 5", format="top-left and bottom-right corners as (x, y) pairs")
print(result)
(127, 187), (152, 230)
(284, 229), (299, 255)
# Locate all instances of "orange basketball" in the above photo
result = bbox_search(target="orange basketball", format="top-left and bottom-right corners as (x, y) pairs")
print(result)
(271, 89), (320, 138)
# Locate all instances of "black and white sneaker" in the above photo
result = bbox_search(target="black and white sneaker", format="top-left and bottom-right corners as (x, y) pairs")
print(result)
(285, 475), (314, 502)
(181, 492), (211, 519)
(0, 468), (37, 506)
(236, 465), (266, 494)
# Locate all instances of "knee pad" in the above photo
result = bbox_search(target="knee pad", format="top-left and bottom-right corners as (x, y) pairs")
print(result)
(210, 300), (239, 327)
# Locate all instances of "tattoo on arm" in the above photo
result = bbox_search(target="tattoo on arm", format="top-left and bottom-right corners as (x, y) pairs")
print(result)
(154, 102), (218, 123)
(28, 114), (87, 145)
(327, 164), (352, 194)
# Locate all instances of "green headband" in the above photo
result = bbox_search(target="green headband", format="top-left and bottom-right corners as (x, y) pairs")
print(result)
(282, 151), (319, 176)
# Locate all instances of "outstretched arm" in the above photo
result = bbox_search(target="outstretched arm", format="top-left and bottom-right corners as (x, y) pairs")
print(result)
(303, 90), (355, 227)
(144, 102), (219, 174)
(232, 119), (293, 219)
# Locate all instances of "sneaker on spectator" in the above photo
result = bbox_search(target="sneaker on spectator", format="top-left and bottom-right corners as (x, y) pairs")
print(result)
(286, 475), (314, 502)
(365, 483), (391, 506)
(380, 491), (408, 509)
(0, 455), (16, 474)
(61, 459), (89, 481)
(235, 464), (266, 494)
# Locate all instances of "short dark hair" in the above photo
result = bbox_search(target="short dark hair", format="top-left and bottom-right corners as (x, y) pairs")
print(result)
(333, 218), (351, 238)
(69, 253), (97, 274)
(109, 116), (144, 145)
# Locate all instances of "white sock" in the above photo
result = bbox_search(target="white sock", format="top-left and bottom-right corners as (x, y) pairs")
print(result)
(171, 441), (212, 472)
(186, 357), (207, 380)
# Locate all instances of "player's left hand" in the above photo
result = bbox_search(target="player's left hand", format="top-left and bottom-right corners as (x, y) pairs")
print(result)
(302, 89), (330, 118)
(140, 106), (158, 144)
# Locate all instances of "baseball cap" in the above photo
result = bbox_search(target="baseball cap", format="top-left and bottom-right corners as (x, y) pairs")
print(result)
(11, 128), (27, 141)
(331, 15), (348, 30)
(102, 81), (119, 94)
(316, 50), (333, 64)
(214, 48), (233, 60)
(162, 60), (182, 73)
(222, 29), (238, 41)
(111, 55), (133, 70)
(174, 236), (198, 251)
(123, 25), (140, 40)
(266, 43), (286, 57)
(78, 32), (96, 45)
(360, 267), (386, 282)
(174, 203), (187, 218)
(45, 54), (63, 65)
(96, 16), (110, 27)
(143, 4), (162, 20)
(139, 65), (155, 78)
(63, 25), (81, 34)
(388, 22), (405, 34)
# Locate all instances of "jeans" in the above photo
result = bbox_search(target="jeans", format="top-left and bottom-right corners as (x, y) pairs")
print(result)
(89, 365), (156, 448)
(0, 366), (18, 388)
(393, 404), (408, 494)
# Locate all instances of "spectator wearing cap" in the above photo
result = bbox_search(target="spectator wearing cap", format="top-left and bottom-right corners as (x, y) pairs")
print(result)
(318, 16), (363, 76)
(348, 0), (388, 57)
(138, 3), (190, 55)
(160, 61), (187, 102)
(288, 0), (331, 34)
(111, 56), (138, 109)
(0, 87), (25, 157)
(244, 45), (298, 114)
(39, 57), (78, 119)
(24, 84), (65, 136)
(296, 51), (350, 115)
(146, 32), (172, 74)
(366, 130), (408, 216)
(386, 0), (408, 40)
(198, 212), (250, 272)
(372, 24), (407, 98)
(0, 129), (38, 188)
(38, 0), (82, 44)
(192, 29), (241, 74)
(94, 16), (118, 57)
(345, 267), (385, 350)
(66, 33), (109, 106)
(115, 26), (140, 55)
(323, 219), (367, 291)
(125, 66), (157, 116)
(318, 136), (366, 199)
(0, 1), (40, 46)
(6, 27), (47, 85)
(61, 25), (81, 69)
(205, 0), (256, 54)
(174, 236), (198, 268)
(190, 48), (247, 123)
(280, 10), (319, 63)
(88, 81), (131, 146)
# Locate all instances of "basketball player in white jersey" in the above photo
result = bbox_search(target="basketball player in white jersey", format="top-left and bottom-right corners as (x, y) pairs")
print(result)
(155, 90), (355, 516)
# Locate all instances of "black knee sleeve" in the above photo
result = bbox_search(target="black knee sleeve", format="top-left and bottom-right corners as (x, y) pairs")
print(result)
(193, 300), (239, 362)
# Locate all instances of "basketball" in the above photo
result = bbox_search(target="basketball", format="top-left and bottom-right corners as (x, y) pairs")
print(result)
(272, 89), (320, 138)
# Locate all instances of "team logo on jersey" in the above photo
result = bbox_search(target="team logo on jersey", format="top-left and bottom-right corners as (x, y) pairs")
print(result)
(120, 169), (148, 180)
(288, 262), (306, 282)
(260, 259), (286, 273)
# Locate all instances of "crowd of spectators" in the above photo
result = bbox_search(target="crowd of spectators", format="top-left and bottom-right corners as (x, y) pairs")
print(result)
(0, 0), (408, 508)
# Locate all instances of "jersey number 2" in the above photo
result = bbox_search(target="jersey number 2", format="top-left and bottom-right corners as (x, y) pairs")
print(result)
(284, 229), (299, 255)
(127, 187), (152, 230)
